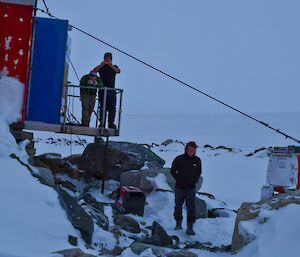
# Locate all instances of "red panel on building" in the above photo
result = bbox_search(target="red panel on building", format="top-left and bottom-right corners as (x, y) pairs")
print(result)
(0, 2), (34, 122)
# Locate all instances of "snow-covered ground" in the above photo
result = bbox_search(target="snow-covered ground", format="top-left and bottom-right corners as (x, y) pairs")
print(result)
(1, 76), (300, 256)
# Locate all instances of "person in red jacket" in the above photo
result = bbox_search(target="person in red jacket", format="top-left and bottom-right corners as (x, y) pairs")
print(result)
(170, 141), (202, 235)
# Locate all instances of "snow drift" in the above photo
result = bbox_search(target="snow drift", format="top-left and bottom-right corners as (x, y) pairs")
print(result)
(0, 75), (23, 157)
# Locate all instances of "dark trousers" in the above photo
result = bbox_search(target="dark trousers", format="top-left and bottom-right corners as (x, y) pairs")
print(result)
(99, 90), (116, 125)
(174, 186), (196, 223)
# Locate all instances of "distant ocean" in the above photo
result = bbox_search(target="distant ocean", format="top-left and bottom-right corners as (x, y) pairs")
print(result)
(118, 112), (300, 151)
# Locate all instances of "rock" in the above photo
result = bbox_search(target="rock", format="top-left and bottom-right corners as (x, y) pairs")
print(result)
(102, 245), (124, 256)
(120, 168), (175, 193)
(70, 141), (165, 181)
(64, 154), (86, 170)
(82, 142), (144, 181)
(215, 145), (233, 152)
(184, 241), (231, 252)
(68, 235), (78, 246)
(80, 193), (109, 231)
(108, 141), (165, 169)
(161, 139), (173, 146)
(35, 167), (55, 187)
(203, 144), (214, 149)
(29, 153), (82, 180)
(130, 242), (167, 256)
(113, 214), (141, 233)
(195, 197), (207, 219)
(166, 250), (198, 257)
(140, 221), (173, 247)
(56, 187), (94, 245)
(209, 208), (236, 218)
(53, 248), (96, 257)
(61, 180), (77, 192)
(231, 190), (300, 251)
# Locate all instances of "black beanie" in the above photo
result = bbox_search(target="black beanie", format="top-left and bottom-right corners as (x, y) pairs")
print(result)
(104, 52), (112, 59)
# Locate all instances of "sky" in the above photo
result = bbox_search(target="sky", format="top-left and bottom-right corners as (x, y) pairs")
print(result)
(37, 0), (300, 115)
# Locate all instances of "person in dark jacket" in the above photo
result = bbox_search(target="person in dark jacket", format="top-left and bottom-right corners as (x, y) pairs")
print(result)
(170, 141), (202, 235)
(80, 71), (103, 126)
(93, 52), (121, 129)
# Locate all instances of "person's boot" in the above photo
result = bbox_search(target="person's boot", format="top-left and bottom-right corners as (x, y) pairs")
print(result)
(186, 222), (195, 235)
(174, 220), (182, 230)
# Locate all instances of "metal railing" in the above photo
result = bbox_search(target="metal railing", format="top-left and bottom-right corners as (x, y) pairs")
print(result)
(63, 83), (123, 135)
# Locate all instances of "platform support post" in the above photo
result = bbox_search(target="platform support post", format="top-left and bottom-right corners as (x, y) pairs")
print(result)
(101, 136), (109, 194)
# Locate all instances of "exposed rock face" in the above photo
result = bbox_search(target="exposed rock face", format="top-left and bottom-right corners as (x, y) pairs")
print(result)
(81, 142), (165, 181)
(113, 214), (141, 234)
(29, 153), (82, 180)
(56, 187), (94, 245)
(80, 193), (109, 231)
(231, 190), (300, 251)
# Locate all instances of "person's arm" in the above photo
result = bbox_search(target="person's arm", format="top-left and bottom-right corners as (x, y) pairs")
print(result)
(170, 156), (180, 181)
(195, 158), (202, 182)
(108, 63), (120, 73)
(93, 61), (106, 72)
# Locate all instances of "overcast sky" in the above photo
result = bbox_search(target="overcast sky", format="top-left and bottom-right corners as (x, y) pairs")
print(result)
(38, 0), (300, 115)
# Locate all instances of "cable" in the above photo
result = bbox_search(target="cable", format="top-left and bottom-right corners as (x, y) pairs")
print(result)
(35, 7), (300, 144)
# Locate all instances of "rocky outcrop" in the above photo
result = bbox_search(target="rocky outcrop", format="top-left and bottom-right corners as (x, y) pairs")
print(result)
(29, 153), (82, 180)
(231, 190), (300, 251)
(56, 187), (94, 245)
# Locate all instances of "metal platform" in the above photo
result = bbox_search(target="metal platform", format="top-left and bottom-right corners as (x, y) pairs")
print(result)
(24, 121), (120, 137)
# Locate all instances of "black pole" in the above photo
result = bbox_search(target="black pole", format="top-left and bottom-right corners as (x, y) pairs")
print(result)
(101, 136), (109, 194)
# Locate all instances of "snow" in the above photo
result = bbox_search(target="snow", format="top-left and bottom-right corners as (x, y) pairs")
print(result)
(236, 204), (300, 257)
(1, 75), (300, 256)
(0, 76), (23, 157)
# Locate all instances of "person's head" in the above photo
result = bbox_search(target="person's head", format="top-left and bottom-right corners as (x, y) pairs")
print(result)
(104, 52), (113, 63)
(185, 141), (198, 157)
(88, 71), (98, 81)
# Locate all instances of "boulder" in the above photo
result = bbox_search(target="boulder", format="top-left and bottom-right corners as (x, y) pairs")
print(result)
(113, 214), (141, 233)
(53, 248), (96, 257)
(120, 168), (185, 193)
(56, 187), (94, 245)
(195, 197), (207, 219)
(140, 221), (173, 247)
(231, 190), (300, 251)
(81, 142), (165, 181)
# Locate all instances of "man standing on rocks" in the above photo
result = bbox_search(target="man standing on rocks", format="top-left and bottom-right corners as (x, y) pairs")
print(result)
(170, 141), (202, 235)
